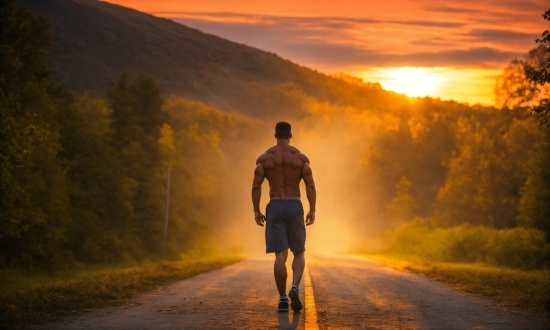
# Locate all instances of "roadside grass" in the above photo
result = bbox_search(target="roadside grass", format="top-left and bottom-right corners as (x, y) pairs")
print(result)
(364, 253), (550, 317)
(0, 254), (242, 329)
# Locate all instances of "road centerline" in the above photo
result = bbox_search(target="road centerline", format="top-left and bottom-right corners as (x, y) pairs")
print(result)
(303, 265), (319, 330)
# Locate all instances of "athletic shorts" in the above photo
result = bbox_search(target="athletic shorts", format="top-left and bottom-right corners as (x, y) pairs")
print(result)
(265, 199), (306, 253)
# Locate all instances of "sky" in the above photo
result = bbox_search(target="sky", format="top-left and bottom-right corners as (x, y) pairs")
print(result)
(105, 0), (548, 105)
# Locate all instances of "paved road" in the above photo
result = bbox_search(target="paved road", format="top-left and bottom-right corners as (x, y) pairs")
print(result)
(309, 255), (548, 330)
(38, 255), (548, 329)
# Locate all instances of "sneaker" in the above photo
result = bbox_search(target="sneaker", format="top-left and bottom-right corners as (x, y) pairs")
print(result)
(288, 286), (302, 311)
(278, 299), (289, 312)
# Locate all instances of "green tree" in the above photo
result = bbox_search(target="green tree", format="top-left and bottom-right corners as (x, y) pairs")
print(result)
(518, 9), (550, 238)
(434, 118), (496, 226)
(495, 47), (549, 110)
(54, 93), (134, 263)
(517, 136), (549, 235)
(386, 176), (419, 224)
(0, 0), (71, 270)
(107, 73), (166, 256)
(432, 114), (529, 228)
(524, 9), (550, 124)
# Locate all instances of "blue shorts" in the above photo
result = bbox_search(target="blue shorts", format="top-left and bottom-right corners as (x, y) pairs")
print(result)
(265, 200), (306, 253)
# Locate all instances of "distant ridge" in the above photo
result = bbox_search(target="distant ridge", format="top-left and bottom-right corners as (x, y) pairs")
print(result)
(19, 0), (396, 117)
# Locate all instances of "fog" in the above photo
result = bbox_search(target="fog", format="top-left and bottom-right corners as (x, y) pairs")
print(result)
(167, 85), (548, 265)
(209, 108), (385, 258)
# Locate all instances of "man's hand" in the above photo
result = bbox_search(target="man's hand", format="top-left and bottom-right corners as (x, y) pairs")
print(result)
(306, 211), (315, 226)
(255, 211), (266, 226)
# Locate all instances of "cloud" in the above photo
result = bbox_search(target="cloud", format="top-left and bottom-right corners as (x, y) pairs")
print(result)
(170, 12), (532, 71)
(425, 0), (545, 15)
(389, 47), (522, 67)
(470, 29), (538, 42)
(279, 44), (522, 69)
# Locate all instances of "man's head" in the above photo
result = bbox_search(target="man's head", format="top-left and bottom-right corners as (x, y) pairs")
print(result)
(275, 121), (292, 140)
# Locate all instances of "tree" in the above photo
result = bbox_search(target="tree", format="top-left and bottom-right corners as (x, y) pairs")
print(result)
(54, 94), (132, 263)
(0, 0), (50, 243)
(518, 8), (550, 238)
(386, 176), (419, 224)
(433, 118), (496, 227)
(494, 47), (548, 110)
(524, 9), (550, 125)
(107, 73), (167, 256)
(0, 0), (72, 270)
(432, 114), (531, 228)
(517, 135), (549, 236)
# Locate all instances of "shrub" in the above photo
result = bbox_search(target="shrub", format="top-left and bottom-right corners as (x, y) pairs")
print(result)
(384, 220), (550, 269)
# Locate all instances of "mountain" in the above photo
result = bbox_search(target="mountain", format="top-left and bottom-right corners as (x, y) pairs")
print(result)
(19, 0), (399, 118)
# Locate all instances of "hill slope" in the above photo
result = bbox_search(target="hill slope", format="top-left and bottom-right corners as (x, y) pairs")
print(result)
(19, 0), (398, 118)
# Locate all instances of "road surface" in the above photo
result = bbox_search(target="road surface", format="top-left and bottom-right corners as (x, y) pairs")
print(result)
(38, 255), (548, 329)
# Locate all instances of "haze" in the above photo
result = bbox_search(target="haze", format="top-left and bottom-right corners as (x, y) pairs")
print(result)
(4, 0), (548, 282)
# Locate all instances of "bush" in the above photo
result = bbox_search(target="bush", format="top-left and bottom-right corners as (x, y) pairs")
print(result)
(384, 220), (550, 269)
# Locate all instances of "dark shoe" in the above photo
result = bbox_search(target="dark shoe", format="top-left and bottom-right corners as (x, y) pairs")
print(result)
(278, 299), (289, 312)
(288, 286), (302, 311)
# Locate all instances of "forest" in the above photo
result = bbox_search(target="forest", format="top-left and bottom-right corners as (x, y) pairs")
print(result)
(1, 1), (549, 272)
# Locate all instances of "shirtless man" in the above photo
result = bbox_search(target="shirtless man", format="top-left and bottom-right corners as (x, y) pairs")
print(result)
(252, 121), (316, 312)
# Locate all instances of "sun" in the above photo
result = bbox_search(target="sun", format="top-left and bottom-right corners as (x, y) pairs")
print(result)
(364, 67), (444, 98)
(357, 67), (499, 105)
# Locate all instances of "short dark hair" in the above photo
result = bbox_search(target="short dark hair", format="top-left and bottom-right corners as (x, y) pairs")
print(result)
(275, 121), (291, 139)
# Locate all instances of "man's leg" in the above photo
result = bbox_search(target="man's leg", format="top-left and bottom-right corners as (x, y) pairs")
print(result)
(288, 251), (305, 311)
(291, 251), (305, 287)
(274, 250), (288, 296)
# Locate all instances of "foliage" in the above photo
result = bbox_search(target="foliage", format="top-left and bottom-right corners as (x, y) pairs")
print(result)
(383, 219), (550, 269)
(524, 9), (550, 125)
(517, 128), (550, 235)
(2, 0), (550, 274)
(386, 176), (418, 225)
(0, 0), (250, 269)
(0, 0), (72, 271)
(495, 47), (549, 110)
(518, 8), (550, 237)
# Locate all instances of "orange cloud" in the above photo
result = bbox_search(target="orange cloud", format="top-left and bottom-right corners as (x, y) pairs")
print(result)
(103, 0), (548, 105)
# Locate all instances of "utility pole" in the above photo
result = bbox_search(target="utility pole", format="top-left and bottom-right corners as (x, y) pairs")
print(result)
(163, 163), (171, 242)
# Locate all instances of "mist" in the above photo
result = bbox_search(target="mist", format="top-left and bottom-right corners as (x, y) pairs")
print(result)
(194, 77), (549, 262)
(5, 0), (548, 274)
(206, 100), (391, 258)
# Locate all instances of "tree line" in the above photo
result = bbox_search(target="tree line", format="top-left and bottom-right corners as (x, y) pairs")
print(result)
(1, 1), (548, 272)
(0, 1), (259, 271)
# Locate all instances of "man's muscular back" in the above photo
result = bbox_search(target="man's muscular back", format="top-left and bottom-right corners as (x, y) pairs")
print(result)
(252, 122), (316, 227)
(255, 144), (311, 200)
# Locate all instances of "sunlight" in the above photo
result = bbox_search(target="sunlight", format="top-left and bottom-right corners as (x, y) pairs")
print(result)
(372, 67), (444, 98)
(356, 67), (500, 105)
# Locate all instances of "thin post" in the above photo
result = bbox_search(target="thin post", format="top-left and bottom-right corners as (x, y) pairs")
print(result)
(164, 163), (171, 242)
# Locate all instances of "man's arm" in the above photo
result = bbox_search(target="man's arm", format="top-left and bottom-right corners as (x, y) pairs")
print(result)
(252, 162), (266, 226)
(302, 162), (316, 226)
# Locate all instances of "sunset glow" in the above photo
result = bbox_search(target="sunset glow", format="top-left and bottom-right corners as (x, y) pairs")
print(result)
(358, 67), (500, 104)
(103, 0), (547, 105)
(368, 67), (444, 98)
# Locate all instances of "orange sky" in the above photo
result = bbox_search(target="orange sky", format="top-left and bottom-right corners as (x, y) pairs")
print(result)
(104, 0), (547, 105)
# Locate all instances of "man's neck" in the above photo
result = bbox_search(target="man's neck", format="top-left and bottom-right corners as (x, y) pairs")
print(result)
(276, 139), (290, 146)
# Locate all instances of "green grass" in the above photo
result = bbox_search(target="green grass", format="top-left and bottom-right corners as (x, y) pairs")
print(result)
(0, 254), (242, 329)
(364, 253), (550, 317)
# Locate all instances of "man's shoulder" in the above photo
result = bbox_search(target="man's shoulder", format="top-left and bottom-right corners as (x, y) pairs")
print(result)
(298, 152), (310, 163)
(256, 147), (279, 163)
(256, 152), (269, 164)
(265, 145), (280, 153)
(287, 145), (301, 153)
(259, 145), (305, 158)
